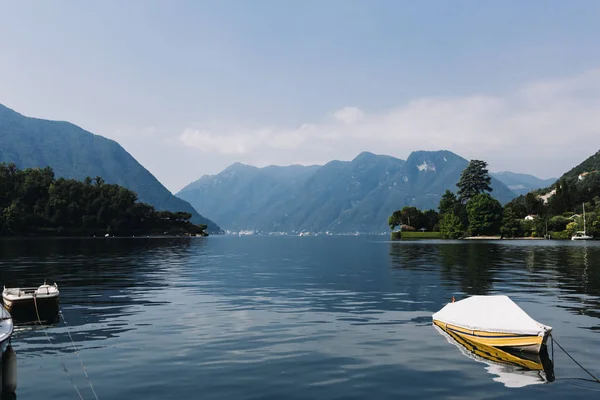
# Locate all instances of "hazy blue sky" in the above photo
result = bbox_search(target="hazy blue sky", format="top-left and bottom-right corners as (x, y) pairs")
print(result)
(2, 1), (600, 192)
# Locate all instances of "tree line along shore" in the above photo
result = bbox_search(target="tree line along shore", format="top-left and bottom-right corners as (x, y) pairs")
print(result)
(0, 163), (208, 237)
(388, 159), (600, 240)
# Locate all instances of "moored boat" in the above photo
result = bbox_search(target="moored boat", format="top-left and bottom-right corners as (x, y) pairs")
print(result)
(2, 282), (60, 323)
(432, 295), (552, 354)
(0, 305), (13, 355)
(572, 203), (593, 240)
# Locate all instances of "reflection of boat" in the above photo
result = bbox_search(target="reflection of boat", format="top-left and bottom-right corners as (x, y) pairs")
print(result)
(2, 282), (60, 323)
(433, 295), (552, 353)
(572, 203), (593, 240)
(434, 324), (555, 388)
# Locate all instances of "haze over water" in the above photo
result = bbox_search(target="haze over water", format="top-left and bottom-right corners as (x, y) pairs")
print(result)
(1, 236), (599, 399)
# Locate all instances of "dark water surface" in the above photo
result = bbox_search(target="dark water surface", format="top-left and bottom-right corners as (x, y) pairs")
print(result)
(1, 236), (600, 399)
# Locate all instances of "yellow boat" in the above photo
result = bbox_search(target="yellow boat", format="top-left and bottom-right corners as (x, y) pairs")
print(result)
(432, 295), (552, 354)
(434, 324), (555, 387)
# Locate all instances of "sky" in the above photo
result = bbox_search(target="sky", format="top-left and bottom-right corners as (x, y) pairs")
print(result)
(2, 1), (600, 193)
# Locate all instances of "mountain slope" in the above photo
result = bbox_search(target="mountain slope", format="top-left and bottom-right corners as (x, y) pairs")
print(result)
(177, 150), (516, 233)
(491, 171), (556, 196)
(559, 150), (600, 182)
(0, 103), (221, 232)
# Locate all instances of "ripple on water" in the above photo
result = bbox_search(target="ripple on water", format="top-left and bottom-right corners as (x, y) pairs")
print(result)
(1, 237), (600, 399)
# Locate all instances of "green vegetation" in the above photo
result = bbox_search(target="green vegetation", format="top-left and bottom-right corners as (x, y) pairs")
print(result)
(439, 212), (465, 239)
(0, 103), (220, 232)
(0, 163), (208, 237)
(503, 150), (600, 238)
(388, 206), (439, 232)
(466, 194), (503, 236)
(389, 153), (600, 239)
(457, 159), (492, 203)
(399, 231), (442, 239)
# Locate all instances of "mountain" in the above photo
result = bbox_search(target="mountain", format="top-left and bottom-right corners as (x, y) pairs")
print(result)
(177, 150), (516, 233)
(491, 172), (556, 196)
(558, 150), (600, 183)
(505, 150), (600, 220)
(0, 103), (221, 232)
(177, 162), (320, 230)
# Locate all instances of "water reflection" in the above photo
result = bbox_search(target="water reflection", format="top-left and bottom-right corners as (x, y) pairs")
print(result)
(434, 324), (555, 388)
(1, 236), (599, 399)
(389, 241), (600, 328)
(389, 242), (500, 295)
(0, 237), (202, 354)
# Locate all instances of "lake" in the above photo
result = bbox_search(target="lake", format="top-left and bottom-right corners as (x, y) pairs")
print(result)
(0, 236), (599, 399)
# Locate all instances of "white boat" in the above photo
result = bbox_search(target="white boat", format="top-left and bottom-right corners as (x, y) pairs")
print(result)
(0, 305), (14, 355)
(572, 203), (593, 240)
(2, 282), (60, 323)
(432, 295), (552, 354)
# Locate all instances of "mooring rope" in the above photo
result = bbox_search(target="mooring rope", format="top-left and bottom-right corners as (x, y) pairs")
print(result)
(552, 335), (600, 383)
(33, 294), (85, 400)
(60, 310), (99, 400)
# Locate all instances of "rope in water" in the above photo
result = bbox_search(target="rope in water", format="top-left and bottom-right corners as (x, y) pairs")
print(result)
(59, 310), (99, 400)
(33, 294), (85, 400)
(552, 335), (600, 383)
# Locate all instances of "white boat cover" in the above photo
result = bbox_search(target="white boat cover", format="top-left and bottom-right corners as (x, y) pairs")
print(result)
(432, 295), (551, 336)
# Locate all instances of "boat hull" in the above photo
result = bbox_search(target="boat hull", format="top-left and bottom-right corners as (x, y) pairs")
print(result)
(3, 296), (59, 323)
(0, 333), (11, 355)
(433, 319), (549, 354)
(0, 305), (14, 356)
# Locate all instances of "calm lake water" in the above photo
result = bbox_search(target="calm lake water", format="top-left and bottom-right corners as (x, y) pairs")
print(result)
(1, 236), (599, 399)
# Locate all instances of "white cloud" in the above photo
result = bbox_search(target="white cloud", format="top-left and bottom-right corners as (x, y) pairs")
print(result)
(331, 106), (364, 125)
(179, 125), (309, 155)
(179, 69), (600, 179)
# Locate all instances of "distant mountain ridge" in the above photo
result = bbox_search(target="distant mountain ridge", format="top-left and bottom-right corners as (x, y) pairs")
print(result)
(177, 150), (517, 233)
(491, 171), (556, 196)
(0, 103), (221, 232)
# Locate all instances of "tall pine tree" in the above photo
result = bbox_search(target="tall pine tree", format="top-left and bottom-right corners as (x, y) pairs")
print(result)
(457, 160), (492, 203)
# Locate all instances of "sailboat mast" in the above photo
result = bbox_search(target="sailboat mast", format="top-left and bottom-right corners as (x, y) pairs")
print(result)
(583, 203), (586, 235)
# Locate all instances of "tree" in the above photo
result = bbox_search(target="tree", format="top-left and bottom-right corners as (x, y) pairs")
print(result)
(388, 207), (426, 230)
(457, 160), (492, 203)
(422, 209), (440, 231)
(548, 215), (569, 232)
(466, 194), (503, 236)
(0, 165), (208, 237)
(439, 190), (458, 215)
(439, 213), (464, 239)
(566, 221), (577, 238)
(388, 210), (402, 230)
(400, 206), (423, 229)
(504, 195), (528, 219)
(500, 207), (521, 238)
(438, 189), (468, 228)
(524, 192), (543, 216)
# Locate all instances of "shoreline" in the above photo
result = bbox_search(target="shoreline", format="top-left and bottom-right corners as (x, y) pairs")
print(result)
(463, 236), (547, 240)
(0, 233), (210, 240)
